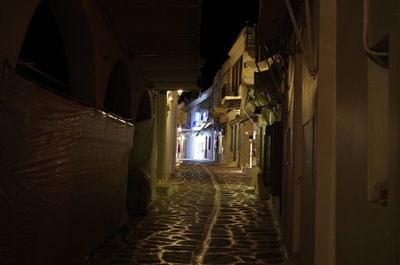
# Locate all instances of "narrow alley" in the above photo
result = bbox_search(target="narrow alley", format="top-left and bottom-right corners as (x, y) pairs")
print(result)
(1, 0), (399, 265)
(87, 161), (285, 265)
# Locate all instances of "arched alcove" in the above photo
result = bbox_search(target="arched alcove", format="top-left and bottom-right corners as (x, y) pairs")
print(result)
(16, 1), (70, 95)
(104, 60), (132, 119)
(127, 89), (153, 215)
(136, 90), (152, 122)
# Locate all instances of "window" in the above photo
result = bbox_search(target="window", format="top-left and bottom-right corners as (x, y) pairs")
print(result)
(192, 112), (202, 127)
(231, 56), (243, 96)
(201, 111), (208, 122)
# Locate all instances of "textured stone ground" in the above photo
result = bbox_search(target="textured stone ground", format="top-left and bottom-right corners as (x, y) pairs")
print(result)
(86, 161), (286, 265)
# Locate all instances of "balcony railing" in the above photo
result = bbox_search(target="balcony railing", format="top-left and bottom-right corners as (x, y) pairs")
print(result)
(221, 83), (240, 98)
(221, 83), (230, 99)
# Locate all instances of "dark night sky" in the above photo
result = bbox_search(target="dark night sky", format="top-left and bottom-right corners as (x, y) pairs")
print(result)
(199, 0), (259, 90)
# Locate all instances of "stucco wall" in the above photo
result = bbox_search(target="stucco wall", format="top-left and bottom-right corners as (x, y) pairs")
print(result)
(335, 0), (396, 264)
(314, 0), (336, 264)
(81, 0), (125, 106)
(389, 0), (400, 263)
(239, 120), (254, 168)
(50, 0), (97, 104)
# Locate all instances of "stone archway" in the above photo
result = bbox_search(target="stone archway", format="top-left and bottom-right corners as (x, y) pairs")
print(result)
(15, 0), (98, 105)
(16, 0), (70, 95)
(104, 59), (132, 119)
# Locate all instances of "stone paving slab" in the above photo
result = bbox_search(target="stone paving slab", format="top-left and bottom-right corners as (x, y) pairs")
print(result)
(86, 161), (286, 265)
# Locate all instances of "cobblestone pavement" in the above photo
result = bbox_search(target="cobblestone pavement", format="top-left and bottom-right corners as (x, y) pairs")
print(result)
(86, 161), (286, 265)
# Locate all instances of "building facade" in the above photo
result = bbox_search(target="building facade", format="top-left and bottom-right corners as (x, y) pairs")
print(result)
(255, 0), (400, 265)
(177, 89), (218, 161)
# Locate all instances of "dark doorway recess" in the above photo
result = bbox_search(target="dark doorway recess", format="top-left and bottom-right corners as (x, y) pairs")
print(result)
(136, 91), (151, 122)
(104, 60), (132, 120)
(17, 1), (70, 95)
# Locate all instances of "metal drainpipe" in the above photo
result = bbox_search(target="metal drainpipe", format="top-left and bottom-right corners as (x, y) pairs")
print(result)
(284, 0), (316, 76)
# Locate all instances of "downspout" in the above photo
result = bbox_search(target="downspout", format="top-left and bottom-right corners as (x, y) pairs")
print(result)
(284, 0), (316, 76)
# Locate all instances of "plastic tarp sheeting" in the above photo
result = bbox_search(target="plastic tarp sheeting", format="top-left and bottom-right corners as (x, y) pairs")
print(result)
(0, 65), (134, 265)
(129, 118), (154, 179)
(127, 118), (155, 214)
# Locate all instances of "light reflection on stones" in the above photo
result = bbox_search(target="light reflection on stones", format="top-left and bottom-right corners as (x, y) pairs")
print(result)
(86, 161), (285, 265)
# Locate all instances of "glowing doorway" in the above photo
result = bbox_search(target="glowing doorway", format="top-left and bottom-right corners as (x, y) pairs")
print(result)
(193, 134), (206, 159)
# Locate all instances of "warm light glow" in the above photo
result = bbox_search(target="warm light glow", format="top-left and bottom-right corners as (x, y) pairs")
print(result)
(167, 90), (173, 102)
(178, 127), (182, 132)
(177, 89), (183, 95)
(249, 140), (253, 167)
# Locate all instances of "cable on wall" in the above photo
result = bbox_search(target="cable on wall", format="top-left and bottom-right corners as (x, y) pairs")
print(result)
(284, 0), (317, 77)
(363, 0), (389, 57)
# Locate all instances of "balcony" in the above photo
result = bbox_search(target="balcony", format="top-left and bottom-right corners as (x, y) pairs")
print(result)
(221, 83), (241, 109)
